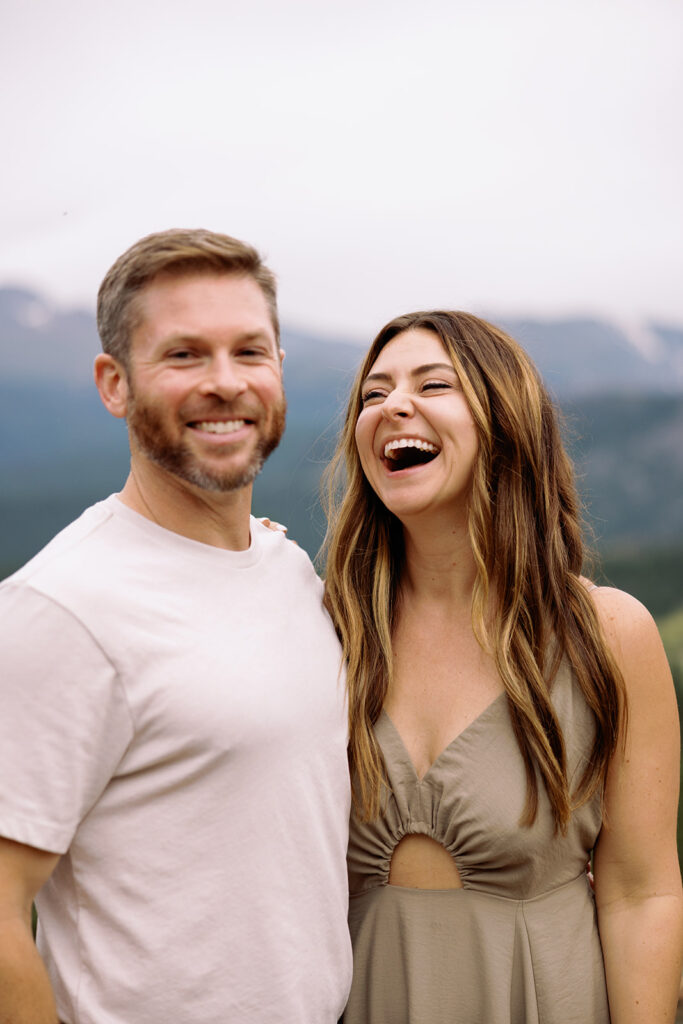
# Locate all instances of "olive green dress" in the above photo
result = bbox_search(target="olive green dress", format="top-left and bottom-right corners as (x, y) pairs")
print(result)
(345, 660), (610, 1023)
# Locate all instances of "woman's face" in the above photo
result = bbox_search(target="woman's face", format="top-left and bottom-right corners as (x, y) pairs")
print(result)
(354, 328), (479, 524)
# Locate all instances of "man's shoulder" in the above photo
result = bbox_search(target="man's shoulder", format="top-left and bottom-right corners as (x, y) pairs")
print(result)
(252, 518), (323, 587)
(2, 497), (120, 598)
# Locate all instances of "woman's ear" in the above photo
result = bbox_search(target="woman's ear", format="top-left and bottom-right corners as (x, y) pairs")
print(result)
(94, 354), (129, 419)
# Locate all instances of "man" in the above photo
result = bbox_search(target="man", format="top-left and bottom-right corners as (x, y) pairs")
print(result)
(0, 229), (352, 1023)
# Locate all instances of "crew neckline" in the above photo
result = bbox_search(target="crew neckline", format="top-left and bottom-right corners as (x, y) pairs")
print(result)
(104, 494), (263, 568)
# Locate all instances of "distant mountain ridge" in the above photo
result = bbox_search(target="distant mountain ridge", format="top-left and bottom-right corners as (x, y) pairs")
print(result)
(2, 285), (683, 395)
(0, 287), (101, 385)
(1, 285), (682, 569)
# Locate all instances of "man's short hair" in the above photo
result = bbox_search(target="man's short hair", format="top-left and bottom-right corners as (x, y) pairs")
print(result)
(97, 228), (279, 367)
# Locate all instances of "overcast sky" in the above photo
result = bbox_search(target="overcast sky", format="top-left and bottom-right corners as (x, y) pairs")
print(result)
(1, 0), (681, 341)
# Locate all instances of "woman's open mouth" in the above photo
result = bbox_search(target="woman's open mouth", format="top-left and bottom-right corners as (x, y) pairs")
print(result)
(382, 438), (440, 472)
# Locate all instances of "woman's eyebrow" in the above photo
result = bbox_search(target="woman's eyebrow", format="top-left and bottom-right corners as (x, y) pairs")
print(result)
(413, 362), (457, 375)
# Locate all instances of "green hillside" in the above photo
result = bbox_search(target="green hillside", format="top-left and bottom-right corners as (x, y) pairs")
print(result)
(596, 547), (683, 620)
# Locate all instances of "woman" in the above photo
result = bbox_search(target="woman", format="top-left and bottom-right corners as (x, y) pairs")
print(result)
(323, 311), (683, 1023)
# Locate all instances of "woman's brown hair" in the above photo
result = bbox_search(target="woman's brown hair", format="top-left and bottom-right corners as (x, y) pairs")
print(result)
(322, 311), (625, 833)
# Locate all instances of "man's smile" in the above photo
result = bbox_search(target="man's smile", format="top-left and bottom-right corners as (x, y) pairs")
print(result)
(188, 419), (249, 435)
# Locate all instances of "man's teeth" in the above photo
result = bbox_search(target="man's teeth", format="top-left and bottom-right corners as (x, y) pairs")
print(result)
(384, 438), (439, 459)
(195, 420), (245, 434)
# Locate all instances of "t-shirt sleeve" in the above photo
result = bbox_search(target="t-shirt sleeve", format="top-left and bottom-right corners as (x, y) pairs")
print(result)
(0, 583), (134, 853)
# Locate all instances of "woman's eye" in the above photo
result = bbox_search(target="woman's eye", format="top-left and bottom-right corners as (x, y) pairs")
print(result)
(421, 380), (451, 392)
(361, 389), (386, 405)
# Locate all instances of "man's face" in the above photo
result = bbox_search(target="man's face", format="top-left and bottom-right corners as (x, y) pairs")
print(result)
(124, 272), (286, 493)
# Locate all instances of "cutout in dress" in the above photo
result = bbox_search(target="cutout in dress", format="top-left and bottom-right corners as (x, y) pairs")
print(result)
(388, 833), (463, 889)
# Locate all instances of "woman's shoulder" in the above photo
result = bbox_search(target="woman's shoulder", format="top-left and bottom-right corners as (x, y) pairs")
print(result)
(580, 579), (655, 636)
(579, 580), (671, 702)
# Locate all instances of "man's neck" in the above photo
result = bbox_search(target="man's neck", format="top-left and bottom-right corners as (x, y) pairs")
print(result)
(118, 461), (253, 551)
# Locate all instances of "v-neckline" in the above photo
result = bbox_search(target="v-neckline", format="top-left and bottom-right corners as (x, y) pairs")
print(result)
(381, 690), (507, 783)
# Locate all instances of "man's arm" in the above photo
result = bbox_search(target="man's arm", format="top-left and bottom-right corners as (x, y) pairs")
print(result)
(0, 836), (60, 1024)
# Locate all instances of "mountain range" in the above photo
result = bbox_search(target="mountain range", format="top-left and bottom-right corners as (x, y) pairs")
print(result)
(1, 286), (682, 569)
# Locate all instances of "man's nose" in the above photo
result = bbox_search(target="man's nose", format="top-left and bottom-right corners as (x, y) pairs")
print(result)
(197, 353), (247, 400)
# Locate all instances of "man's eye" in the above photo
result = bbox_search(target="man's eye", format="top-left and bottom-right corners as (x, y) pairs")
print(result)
(168, 350), (195, 360)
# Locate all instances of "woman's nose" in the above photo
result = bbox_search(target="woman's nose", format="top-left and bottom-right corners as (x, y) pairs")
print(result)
(381, 388), (414, 420)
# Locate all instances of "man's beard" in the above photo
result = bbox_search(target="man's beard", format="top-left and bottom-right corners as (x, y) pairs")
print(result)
(126, 391), (287, 493)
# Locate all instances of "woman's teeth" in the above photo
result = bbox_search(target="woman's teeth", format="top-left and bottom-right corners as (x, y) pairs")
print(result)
(384, 438), (439, 459)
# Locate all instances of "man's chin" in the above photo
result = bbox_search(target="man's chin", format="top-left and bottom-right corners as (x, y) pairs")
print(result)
(180, 429), (284, 492)
(177, 459), (266, 493)
(135, 446), (266, 494)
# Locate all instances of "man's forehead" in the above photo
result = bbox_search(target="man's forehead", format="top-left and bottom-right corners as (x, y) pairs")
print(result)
(136, 269), (267, 308)
(131, 271), (277, 341)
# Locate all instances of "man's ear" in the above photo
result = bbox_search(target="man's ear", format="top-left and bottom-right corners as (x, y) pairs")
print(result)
(279, 348), (285, 369)
(94, 354), (129, 419)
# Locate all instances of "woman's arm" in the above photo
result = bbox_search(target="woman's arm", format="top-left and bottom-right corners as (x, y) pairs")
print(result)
(592, 587), (683, 1024)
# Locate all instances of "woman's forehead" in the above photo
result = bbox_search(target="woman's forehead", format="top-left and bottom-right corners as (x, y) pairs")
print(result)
(367, 328), (452, 374)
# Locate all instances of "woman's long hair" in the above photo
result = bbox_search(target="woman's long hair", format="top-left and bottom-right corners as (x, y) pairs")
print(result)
(322, 311), (625, 832)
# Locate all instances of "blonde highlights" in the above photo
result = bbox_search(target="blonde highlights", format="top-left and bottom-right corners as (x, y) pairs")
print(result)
(323, 311), (625, 831)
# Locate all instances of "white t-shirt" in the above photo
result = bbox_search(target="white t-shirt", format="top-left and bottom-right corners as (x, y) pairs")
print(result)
(0, 496), (352, 1024)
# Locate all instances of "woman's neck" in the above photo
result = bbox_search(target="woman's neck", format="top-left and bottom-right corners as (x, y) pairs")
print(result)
(400, 518), (477, 609)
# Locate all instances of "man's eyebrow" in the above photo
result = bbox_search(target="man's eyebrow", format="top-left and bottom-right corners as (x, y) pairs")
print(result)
(362, 362), (457, 384)
(237, 330), (274, 342)
(159, 329), (276, 348)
